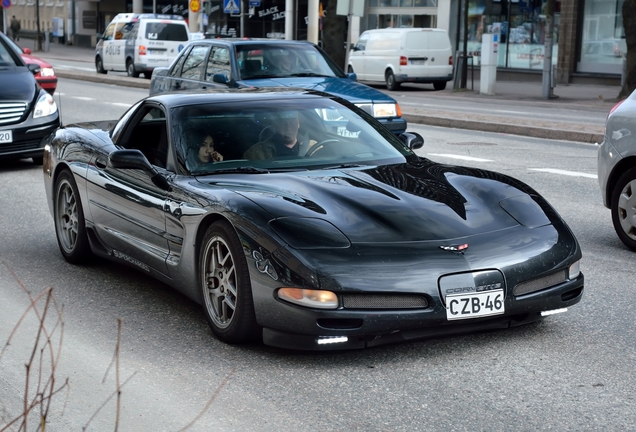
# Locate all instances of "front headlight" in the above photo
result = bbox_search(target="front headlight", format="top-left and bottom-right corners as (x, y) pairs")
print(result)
(373, 103), (398, 118)
(39, 67), (55, 77)
(33, 91), (58, 119)
(568, 260), (580, 280)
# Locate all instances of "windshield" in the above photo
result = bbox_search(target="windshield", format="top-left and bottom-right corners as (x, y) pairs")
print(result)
(0, 37), (22, 66)
(172, 97), (413, 175)
(236, 44), (347, 80)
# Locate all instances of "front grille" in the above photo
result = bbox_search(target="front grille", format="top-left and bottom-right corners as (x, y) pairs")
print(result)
(342, 294), (428, 309)
(513, 270), (567, 296)
(0, 102), (27, 125)
(0, 139), (41, 155)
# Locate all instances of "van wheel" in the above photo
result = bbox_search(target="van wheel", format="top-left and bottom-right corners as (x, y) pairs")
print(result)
(127, 60), (140, 78)
(433, 81), (447, 91)
(95, 56), (107, 74)
(386, 71), (400, 91)
(143, 71), (152, 79)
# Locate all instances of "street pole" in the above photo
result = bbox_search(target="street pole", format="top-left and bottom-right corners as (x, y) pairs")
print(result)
(461, 0), (468, 89)
(541, 0), (554, 99)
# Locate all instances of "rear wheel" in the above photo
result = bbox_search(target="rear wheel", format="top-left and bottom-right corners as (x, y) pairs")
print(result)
(126, 59), (139, 78)
(54, 170), (92, 263)
(95, 56), (107, 74)
(200, 220), (258, 343)
(143, 71), (152, 79)
(385, 70), (400, 91)
(611, 167), (636, 251)
(433, 81), (447, 91)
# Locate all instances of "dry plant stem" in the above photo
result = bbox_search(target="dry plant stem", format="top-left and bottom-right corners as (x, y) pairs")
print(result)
(0, 261), (69, 432)
(177, 368), (237, 432)
(81, 372), (138, 432)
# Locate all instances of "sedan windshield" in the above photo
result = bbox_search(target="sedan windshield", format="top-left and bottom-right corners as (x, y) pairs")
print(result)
(236, 44), (346, 80)
(173, 96), (413, 175)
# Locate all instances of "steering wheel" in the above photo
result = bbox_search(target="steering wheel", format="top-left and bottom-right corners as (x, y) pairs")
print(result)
(305, 139), (341, 157)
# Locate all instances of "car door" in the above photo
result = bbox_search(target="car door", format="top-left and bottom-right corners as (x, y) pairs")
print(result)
(111, 22), (128, 72)
(86, 102), (171, 275)
(349, 32), (368, 78)
(101, 22), (117, 69)
(202, 45), (233, 88)
(167, 44), (210, 91)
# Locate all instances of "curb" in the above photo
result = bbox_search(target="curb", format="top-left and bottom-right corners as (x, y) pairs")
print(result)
(56, 70), (151, 90)
(402, 114), (604, 144)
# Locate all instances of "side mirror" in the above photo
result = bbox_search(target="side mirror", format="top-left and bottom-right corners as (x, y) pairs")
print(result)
(347, 72), (357, 82)
(27, 63), (41, 74)
(108, 149), (171, 191)
(350, 44), (360, 51)
(399, 132), (424, 150)
(212, 73), (229, 84)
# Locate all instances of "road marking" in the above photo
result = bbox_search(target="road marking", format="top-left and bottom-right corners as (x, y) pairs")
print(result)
(529, 168), (597, 179)
(109, 103), (133, 107)
(428, 153), (493, 162)
(74, 97), (95, 101)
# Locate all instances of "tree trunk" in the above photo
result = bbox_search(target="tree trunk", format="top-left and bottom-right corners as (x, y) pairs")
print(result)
(321, 0), (348, 71)
(619, 0), (636, 99)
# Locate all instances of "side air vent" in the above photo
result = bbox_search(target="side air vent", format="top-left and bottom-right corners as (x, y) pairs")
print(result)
(513, 270), (567, 296)
(0, 102), (27, 125)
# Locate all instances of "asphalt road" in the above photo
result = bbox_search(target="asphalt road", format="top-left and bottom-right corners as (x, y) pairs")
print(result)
(1, 78), (635, 431)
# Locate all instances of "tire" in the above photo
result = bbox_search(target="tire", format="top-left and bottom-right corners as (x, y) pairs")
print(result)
(32, 156), (43, 165)
(54, 170), (92, 264)
(143, 71), (152, 79)
(126, 59), (140, 78)
(433, 81), (447, 91)
(385, 70), (400, 91)
(611, 167), (636, 251)
(95, 56), (107, 74)
(200, 220), (258, 343)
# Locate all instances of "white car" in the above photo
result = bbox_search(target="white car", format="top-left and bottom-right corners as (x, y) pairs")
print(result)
(598, 89), (636, 251)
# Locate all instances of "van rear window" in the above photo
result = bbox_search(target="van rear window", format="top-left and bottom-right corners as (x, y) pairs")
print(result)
(145, 23), (189, 42)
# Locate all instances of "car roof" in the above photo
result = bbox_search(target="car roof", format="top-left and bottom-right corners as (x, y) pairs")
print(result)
(187, 39), (315, 47)
(148, 87), (338, 108)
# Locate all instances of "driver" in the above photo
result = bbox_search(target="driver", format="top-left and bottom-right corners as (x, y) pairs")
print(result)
(243, 110), (315, 160)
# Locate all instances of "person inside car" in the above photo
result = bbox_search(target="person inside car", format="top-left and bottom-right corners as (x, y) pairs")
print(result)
(243, 110), (315, 160)
(264, 49), (298, 75)
(187, 130), (224, 169)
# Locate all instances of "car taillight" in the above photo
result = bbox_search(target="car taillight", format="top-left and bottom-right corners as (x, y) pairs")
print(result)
(139, 45), (147, 56)
(609, 99), (626, 117)
(400, 56), (407, 66)
(449, 55), (453, 65)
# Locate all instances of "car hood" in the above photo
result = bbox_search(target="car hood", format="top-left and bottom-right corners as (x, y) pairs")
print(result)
(0, 67), (37, 102)
(201, 161), (554, 243)
(20, 54), (52, 68)
(241, 76), (395, 104)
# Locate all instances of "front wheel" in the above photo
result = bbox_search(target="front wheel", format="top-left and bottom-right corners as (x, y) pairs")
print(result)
(96, 56), (107, 74)
(611, 167), (636, 251)
(386, 71), (400, 91)
(126, 59), (140, 78)
(200, 221), (258, 343)
(54, 170), (92, 263)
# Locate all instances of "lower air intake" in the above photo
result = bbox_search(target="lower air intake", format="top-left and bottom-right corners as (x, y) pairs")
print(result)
(513, 270), (567, 296)
(342, 294), (428, 309)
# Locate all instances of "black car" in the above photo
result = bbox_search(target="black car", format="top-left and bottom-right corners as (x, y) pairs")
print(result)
(42, 88), (584, 350)
(150, 39), (407, 135)
(0, 31), (60, 164)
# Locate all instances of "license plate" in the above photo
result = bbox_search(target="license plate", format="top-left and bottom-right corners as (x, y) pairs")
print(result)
(0, 130), (13, 144)
(148, 49), (165, 55)
(410, 60), (426, 65)
(446, 289), (505, 320)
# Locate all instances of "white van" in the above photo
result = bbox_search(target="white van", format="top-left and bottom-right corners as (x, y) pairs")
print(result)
(348, 28), (454, 91)
(96, 13), (190, 78)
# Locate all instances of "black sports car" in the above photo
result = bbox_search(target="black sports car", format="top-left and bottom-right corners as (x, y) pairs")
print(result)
(0, 31), (60, 164)
(42, 88), (584, 350)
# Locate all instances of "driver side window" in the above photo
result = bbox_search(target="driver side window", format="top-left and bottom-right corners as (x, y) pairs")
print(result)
(121, 106), (169, 169)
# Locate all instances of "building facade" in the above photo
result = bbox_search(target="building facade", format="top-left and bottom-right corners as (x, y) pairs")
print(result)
(2, 0), (624, 82)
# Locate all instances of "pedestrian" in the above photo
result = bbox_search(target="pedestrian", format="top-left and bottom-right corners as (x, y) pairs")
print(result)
(10, 16), (21, 41)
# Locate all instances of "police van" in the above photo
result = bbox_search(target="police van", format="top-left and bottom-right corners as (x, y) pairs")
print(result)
(96, 13), (190, 78)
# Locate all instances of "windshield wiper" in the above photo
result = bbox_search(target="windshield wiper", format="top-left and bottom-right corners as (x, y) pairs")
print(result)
(321, 163), (365, 170)
(289, 72), (333, 78)
(200, 166), (270, 175)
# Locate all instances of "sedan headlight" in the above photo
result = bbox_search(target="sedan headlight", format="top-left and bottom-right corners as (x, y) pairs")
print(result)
(33, 91), (58, 119)
(39, 67), (55, 77)
(278, 288), (339, 309)
(373, 103), (398, 118)
(568, 260), (580, 280)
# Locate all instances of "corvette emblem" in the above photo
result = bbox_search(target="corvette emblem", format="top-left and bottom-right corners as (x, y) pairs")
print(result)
(439, 243), (469, 254)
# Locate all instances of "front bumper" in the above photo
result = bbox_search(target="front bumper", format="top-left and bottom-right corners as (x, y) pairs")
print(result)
(260, 274), (584, 350)
(0, 115), (60, 161)
(378, 117), (407, 134)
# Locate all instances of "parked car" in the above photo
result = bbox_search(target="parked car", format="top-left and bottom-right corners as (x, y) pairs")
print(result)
(5, 36), (57, 94)
(150, 39), (407, 134)
(597, 89), (636, 251)
(348, 28), (454, 91)
(42, 88), (583, 350)
(0, 31), (60, 164)
(95, 13), (190, 78)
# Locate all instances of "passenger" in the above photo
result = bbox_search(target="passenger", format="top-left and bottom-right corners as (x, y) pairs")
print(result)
(188, 130), (223, 169)
(243, 110), (314, 160)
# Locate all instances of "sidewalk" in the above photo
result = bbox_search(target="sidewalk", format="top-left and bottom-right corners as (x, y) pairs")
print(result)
(30, 39), (617, 143)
